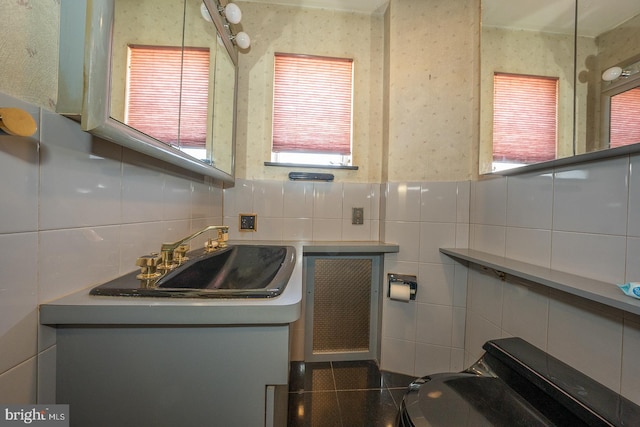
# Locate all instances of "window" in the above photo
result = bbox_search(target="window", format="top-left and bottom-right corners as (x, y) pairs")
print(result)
(609, 86), (640, 148)
(126, 45), (209, 151)
(492, 73), (558, 170)
(270, 53), (354, 167)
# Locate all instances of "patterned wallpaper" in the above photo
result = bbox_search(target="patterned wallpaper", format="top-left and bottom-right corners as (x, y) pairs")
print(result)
(236, 0), (479, 183)
(386, 0), (479, 182)
(235, 1), (385, 183)
(3, 0), (482, 183)
(0, 0), (60, 110)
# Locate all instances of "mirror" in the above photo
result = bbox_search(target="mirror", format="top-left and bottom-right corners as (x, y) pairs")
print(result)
(577, 2), (640, 156)
(210, 44), (236, 175)
(57, 0), (236, 181)
(480, 0), (640, 175)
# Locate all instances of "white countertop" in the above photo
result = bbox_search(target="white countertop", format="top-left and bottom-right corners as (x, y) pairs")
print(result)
(40, 241), (398, 326)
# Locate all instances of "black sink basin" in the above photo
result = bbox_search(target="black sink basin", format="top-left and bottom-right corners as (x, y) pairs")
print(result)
(90, 245), (296, 298)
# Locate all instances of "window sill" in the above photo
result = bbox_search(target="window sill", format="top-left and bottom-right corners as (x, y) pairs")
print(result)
(264, 162), (359, 170)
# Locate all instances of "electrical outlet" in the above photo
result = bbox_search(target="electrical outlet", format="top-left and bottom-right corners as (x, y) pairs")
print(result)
(239, 214), (257, 231)
(352, 207), (364, 225)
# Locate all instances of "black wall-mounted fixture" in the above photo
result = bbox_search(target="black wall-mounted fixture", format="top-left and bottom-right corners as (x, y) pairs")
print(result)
(288, 172), (334, 181)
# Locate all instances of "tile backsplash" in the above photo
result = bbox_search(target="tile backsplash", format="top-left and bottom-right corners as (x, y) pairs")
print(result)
(466, 155), (640, 405)
(223, 179), (381, 242)
(0, 93), (223, 403)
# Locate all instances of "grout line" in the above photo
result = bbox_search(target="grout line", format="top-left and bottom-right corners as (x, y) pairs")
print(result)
(329, 362), (345, 427)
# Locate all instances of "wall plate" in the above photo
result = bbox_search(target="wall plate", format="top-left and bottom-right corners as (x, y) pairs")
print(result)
(239, 213), (257, 232)
(352, 207), (364, 225)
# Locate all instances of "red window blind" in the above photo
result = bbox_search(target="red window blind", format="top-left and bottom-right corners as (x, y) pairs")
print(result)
(492, 73), (558, 163)
(610, 87), (640, 148)
(127, 45), (209, 147)
(272, 53), (353, 155)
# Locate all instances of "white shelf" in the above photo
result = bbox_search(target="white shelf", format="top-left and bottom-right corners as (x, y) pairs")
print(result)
(440, 248), (640, 316)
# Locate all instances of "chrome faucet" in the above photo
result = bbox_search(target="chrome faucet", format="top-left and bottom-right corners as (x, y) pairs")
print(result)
(157, 225), (229, 271)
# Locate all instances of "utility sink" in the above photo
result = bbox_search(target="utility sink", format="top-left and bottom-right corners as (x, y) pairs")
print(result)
(90, 245), (296, 298)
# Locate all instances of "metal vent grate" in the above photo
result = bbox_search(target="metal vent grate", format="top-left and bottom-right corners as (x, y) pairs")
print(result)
(312, 258), (372, 354)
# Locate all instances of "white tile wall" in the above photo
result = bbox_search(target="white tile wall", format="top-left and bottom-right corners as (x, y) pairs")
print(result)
(0, 104), (39, 234)
(416, 263), (455, 306)
(628, 156), (640, 237)
(381, 337), (415, 375)
(547, 293), (624, 392)
(551, 231), (627, 283)
(626, 237), (640, 282)
(553, 157), (629, 235)
(471, 177), (507, 226)
(385, 182), (421, 222)
(500, 277), (549, 350)
(39, 112), (123, 230)
(621, 316), (640, 403)
(283, 181), (314, 218)
(381, 181), (469, 376)
(121, 151), (166, 224)
(414, 343), (451, 374)
(223, 180), (382, 242)
(505, 227), (552, 267)
(313, 182), (343, 219)
(38, 226), (122, 303)
(253, 180), (284, 218)
(419, 222), (457, 264)
(470, 223), (506, 256)
(421, 181), (458, 222)
(0, 93), (224, 403)
(506, 171), (553, 229)
(384, 221), (421, 262)
(466, 153), (640, 405)
(0, 233), (38, 375)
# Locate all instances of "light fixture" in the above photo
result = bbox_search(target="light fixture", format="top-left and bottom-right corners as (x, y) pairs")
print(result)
(220, 2), (242, 25)
(231, 31), (251, 49)
(212, 1), (251, 51)
(200, 2), (212, 22)
(601, 59), (640, 82)
(602, 66), (629, 82)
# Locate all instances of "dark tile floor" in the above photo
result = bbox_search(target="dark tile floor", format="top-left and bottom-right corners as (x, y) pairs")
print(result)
(287, 360), (416, 427)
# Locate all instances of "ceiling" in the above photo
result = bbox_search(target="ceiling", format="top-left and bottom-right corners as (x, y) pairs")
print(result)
(240, 0), (640, 36)
(482, 0), (640, 37)
(238, 0), (388, 14)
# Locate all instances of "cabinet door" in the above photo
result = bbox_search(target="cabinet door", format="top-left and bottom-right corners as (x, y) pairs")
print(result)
(304, 255), (381, 362)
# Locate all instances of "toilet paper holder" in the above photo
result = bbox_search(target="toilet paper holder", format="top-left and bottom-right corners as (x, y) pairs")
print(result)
(387, 273), (417, 300)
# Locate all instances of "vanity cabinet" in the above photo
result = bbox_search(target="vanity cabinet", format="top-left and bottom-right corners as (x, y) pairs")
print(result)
(55, 325), (288, 427)
(40, 242), (304, 427)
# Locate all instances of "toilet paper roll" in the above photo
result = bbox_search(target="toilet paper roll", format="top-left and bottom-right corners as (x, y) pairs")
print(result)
(389, 282), (411, 302)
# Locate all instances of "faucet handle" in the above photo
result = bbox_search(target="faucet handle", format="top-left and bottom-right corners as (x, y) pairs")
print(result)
(174, 244), (190, 264)
(217, 228), (229, 248)
(204, 238), (219, 253)
(136, 254), (162, 280)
